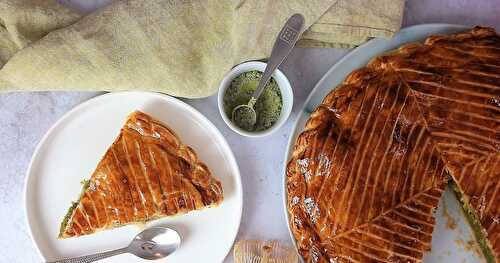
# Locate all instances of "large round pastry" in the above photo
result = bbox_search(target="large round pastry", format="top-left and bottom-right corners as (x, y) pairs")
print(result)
(286, 27), (500, 263)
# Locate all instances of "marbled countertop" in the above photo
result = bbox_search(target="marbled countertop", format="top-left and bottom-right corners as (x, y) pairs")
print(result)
(1, 1), (499, 262)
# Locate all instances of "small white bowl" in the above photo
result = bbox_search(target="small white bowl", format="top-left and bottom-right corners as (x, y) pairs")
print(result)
(217, 61), (293, 137)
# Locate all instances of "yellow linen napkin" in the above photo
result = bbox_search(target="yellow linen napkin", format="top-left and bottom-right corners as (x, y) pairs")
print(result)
(0, 0), (404, 98)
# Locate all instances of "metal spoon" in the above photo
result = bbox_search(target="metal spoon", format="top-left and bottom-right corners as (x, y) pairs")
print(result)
(47, 227), (181, 263)
(231, 13), (304, 130)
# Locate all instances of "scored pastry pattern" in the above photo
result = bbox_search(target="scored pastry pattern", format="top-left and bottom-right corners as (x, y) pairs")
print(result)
(60, 111), (223, 238)
(287, 27), (500, 263)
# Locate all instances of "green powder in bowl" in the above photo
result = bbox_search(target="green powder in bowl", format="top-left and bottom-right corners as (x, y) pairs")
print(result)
(223, 70), (283, 132)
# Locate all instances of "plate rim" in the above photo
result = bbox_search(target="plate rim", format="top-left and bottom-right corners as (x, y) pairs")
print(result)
(281, 23), (471, 260)
(23, 91), (243, 261)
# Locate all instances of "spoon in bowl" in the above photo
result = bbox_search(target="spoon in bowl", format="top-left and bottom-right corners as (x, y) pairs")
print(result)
(231, 13), (304, 130)
(47, 227), (181, 263)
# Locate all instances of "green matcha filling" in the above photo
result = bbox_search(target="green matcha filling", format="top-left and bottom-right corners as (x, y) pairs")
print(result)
(59, 179), (91, 238)
(450, 181), (496, 263)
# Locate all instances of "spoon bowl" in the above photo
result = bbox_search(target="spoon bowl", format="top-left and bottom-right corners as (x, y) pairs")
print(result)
(128, 227), (181, 260)
(231, 103), (257, 130)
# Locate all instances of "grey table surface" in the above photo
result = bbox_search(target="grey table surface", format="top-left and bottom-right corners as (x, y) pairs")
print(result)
(1, 0), (499, 262)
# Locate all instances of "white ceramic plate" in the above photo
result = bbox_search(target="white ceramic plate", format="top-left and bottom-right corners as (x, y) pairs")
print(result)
(25, 92), (243, 262)
(283, 24), (486, 262)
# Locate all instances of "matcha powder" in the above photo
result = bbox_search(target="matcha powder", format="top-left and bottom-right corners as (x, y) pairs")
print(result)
(223, 70), (282, 132)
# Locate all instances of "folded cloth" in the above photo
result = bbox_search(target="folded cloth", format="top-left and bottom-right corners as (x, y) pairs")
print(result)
(0, 0), (80, 66)
(300, 0), (405, 48)
(0, 0), (404, 98)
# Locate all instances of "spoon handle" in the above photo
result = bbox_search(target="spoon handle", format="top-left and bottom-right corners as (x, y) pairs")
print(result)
(251, 13), (304, 101)
(46, 247), (128, 263)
